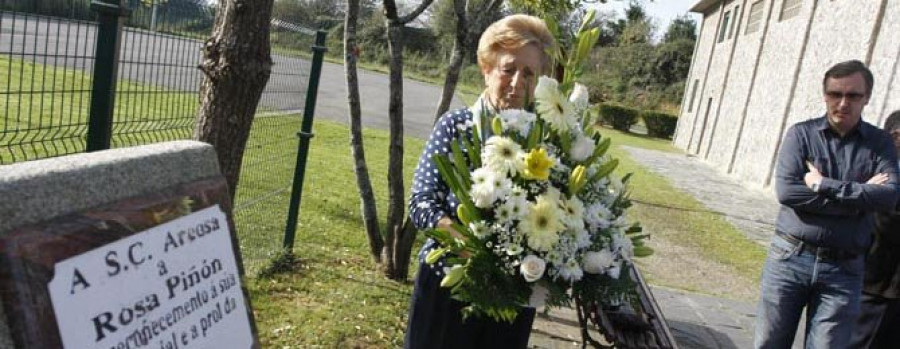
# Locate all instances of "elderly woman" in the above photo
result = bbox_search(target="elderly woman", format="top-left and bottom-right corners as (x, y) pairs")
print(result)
(404, 14), (557, 349)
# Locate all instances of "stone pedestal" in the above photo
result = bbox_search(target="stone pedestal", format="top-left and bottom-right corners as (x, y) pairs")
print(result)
(0, 141), (258, 348)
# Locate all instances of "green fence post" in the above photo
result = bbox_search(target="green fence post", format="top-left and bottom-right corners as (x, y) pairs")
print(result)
(283, 30), (328, 251)
(87, 0), (127, 152)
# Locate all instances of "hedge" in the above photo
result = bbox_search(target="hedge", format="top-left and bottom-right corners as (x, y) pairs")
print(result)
(599, 104), (640, 132)
(642, 111), (678, 139)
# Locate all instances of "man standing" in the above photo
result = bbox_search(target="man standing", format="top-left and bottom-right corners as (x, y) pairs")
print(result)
(755, 60), (900, 348)
(849, 111), (900, 348)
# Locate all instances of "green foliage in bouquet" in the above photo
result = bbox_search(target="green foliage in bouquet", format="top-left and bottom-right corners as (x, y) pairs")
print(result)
(423, 10), (653, 325)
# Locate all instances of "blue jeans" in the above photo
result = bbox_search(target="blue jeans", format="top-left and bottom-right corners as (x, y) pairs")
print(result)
(754, 234), (865, 349)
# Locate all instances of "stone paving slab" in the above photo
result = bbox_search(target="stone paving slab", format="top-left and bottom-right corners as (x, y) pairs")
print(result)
(621, 146), (780, 247)
(529, 287), (760, 349)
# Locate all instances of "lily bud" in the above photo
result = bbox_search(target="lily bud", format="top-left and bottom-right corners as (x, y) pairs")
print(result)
(569, 165), (587, 195)
(492, 117), (503, 136)
(441, 265), (465, 288)
(425, 248), (447, 265)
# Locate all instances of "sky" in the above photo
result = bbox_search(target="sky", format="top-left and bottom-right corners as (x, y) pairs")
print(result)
(591, 0), (702, 38)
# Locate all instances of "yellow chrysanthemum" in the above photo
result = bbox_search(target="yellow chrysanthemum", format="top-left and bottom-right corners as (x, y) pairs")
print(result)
(522, 148), (554, 181)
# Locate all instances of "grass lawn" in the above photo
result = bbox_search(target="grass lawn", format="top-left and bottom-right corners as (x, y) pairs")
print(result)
(245, 119), (423, 348)
(0, 56), (197, 163)
(246, 119), (766, 346)
(600, 128), (766, 298)
(2, 54), (765, 345)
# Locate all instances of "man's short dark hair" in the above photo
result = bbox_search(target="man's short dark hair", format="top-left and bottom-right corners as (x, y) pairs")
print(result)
(823, 60), (874, 97)
(885, 110), (900, 131)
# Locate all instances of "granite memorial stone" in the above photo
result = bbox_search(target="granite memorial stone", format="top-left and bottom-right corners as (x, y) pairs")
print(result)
(0, 141), (259, 348)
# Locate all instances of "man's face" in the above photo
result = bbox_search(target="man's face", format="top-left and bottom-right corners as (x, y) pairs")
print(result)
(482, 44), (544, 110)
(823, 72), (869, 134)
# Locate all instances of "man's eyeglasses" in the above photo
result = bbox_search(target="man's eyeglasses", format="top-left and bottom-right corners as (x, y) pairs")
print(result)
(825, 91), (866, 102)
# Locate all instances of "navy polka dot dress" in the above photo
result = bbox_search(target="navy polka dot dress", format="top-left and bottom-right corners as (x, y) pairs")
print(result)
(404, 107), (536, 349)
(408, 108), (473, 278)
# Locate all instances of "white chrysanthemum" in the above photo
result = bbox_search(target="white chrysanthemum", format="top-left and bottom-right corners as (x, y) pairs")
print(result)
(583, 249), (615, 274)
(471, 182), (499, 208)
(573, 228), (592, 249)
(534, 76), (577, 132)
(489, 171), (514, 199)
(495, 204), (513, 223)
(560, 196), (585, 230)
(471, 167), (495, 185)
(569, 132), (595, 162)
(505, 242), (524, 256)
(497, 109), (536, 137)
(505, 195), (530, 221)
(482, 136), (524, 177)
(585, 203), (614, 230)
(613, 232), (635, 261)
(569, 83), (590, 111)
(557, 257), (584, 282)
(470, 221), (491, 239)
(520, 195), (564, 252)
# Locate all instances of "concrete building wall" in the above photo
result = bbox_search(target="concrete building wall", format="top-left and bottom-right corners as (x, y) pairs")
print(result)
(783, 0), (881, 132)
(674, 3), (724, 150)
(870, 1), (900, 127)
(705, 0), (766, 169)
(730, 0), (813, 188)
(694, 0), (743, 160)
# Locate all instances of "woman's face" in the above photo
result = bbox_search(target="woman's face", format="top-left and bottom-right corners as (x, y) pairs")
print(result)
(482, 44), (544, 110)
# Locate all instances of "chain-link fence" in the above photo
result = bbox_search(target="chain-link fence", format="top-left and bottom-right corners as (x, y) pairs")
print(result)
(0, 0), (322, 274)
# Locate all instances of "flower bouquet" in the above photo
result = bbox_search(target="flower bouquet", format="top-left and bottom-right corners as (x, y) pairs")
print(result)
(423, 10), (654, 335)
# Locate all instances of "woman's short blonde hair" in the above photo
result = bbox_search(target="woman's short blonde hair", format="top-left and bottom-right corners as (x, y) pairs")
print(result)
(477, 14), (556, 74)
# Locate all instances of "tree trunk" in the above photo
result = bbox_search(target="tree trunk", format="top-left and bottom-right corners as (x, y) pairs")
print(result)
(345, 0), (384, 263)
(195, 0), (273, 201)
(433, 0), (468, 122)
(380, 0), (433, 281)
(381, 20), (405, 279)
(390, 218), (418, 279)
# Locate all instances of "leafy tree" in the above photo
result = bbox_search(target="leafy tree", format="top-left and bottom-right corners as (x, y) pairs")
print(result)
(432, 0), (504, 121)
(272, 0), (343, 28)
(662, 14), (696, 43)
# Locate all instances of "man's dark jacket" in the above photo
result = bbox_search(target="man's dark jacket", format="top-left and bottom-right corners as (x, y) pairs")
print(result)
(864, 209), (900, 298)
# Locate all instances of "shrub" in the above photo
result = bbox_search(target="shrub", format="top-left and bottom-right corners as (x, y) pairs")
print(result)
(599, 104), (640, 132)
(642, 110), (678, 139)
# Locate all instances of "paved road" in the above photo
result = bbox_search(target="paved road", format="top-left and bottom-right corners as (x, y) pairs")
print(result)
(0, 12), (465, 132)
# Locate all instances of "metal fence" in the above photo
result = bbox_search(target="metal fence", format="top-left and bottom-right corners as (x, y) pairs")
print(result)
(0, 0), (322, 274)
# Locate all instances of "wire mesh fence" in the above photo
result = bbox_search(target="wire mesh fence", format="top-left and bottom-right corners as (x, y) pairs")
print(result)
(1, 0), (319, 274)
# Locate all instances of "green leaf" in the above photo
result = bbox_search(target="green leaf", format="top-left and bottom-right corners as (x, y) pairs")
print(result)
(463, 136), (481, 169)
(450, 141), (471, 190)
(591, 158), (619, 182)
(634, 246), (654, 258)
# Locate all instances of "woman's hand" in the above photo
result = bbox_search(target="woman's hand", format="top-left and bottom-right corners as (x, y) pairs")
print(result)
(437, 216), (471, 258)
